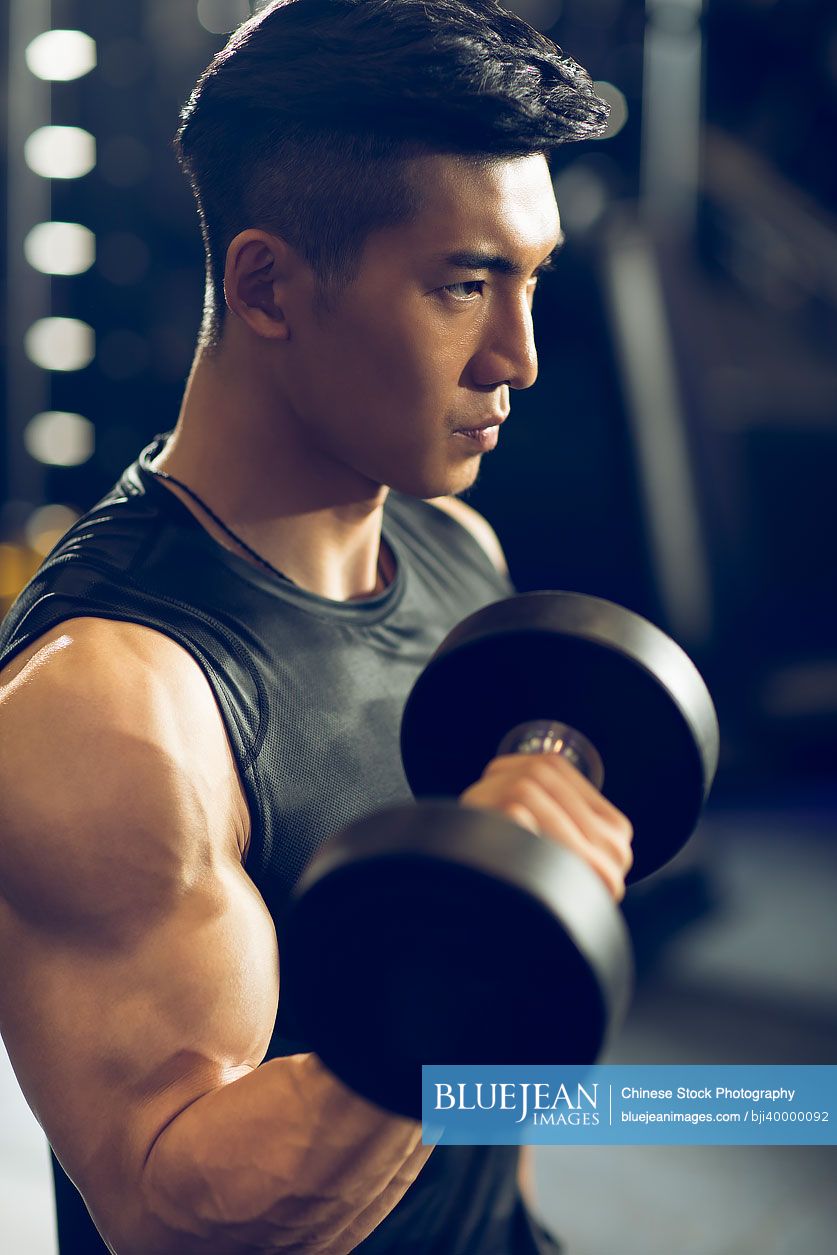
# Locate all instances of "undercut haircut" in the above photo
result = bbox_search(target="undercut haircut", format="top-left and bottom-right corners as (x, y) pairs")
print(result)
(174, 0), (610, 351)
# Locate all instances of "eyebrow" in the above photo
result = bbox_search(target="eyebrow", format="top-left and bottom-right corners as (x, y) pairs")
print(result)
(432, 230), (566, 276)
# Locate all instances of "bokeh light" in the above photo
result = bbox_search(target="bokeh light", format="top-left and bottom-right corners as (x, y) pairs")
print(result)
(196, 0), (251, 36)
(24, 318), (95, 372)
(24, 222), (96, 276)
(593, 81), (629, 140)
(24, 412), (95, 467)
(0, 544), (39, 603)
(25, 30), (97, 82)
(25, 505), (81, 558)
(24, 126), (96, 180)
(553, 160), (611, 232)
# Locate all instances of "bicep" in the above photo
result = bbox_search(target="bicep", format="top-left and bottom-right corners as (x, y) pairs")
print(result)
(0, 858), (278, 1239)
(0, 629), (278, 1239)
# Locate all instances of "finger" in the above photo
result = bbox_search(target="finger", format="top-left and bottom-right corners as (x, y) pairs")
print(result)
(460, 772), (629, 899)
(482, 754), (634, 858)
(520, 759), (634, 875)
(498, 779), (626, 902)
(484, 752), (633, 834)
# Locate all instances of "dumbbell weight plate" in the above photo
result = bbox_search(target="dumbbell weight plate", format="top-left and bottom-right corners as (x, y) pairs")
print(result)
(286, 592), (718, 1119)
(401, 591), (719, 883)
(287, 803), (632, 1120)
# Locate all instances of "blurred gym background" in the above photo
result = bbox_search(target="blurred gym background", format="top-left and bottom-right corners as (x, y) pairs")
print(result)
(1, 1), (835, 1252)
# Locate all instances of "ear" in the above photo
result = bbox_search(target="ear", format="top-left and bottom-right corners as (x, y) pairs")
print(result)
(223, 229), (296, 341)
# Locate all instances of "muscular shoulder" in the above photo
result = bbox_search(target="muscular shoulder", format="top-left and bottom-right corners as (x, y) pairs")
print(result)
(0, 616), (225, 759)
(0, 617), (248, 925)
(426, 496), (509, 578)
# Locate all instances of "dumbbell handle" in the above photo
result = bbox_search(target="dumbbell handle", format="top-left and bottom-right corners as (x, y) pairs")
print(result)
(495, 719), (605, 791)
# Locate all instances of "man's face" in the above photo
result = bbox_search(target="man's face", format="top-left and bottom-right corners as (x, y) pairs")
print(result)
(282, 152), (562, 499)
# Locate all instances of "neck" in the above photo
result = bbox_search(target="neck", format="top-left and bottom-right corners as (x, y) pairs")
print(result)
(153, 342), (392, 602)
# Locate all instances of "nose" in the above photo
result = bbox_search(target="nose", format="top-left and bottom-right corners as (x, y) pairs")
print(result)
(470, 290), (539, 392)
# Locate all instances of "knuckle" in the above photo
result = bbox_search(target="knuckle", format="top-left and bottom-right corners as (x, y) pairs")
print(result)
(483, 754), (516, 774)
(612, 807), (633, 837)
(509, 756), (552, 786)
(605, 808), (633, 840)
(545, 754), (585, 787)
(512, 779), (544, 811)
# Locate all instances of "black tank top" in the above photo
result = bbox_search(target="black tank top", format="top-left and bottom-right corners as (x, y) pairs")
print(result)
(0, 433), (562, 1255)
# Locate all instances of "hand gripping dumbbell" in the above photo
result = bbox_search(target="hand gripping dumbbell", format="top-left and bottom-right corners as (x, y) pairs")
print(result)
(285, 591), (719, 1119)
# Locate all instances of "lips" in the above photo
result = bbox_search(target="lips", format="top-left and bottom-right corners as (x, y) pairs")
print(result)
(454, 415), (508, 433)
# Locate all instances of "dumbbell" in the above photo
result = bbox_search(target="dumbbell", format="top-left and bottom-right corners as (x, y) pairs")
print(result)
(285, 591), (719, 1120)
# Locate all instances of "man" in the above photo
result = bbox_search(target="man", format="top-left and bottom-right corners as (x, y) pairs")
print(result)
(0, 2), (632, 1251)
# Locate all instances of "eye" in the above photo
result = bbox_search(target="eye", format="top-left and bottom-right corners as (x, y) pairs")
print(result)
(442, 280), (485, 302)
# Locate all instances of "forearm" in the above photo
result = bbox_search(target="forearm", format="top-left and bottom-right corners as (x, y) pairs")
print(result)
(135, 1052), (433, 1255)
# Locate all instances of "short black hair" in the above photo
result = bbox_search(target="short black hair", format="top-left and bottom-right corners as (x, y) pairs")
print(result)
(175, 0), (609, 351)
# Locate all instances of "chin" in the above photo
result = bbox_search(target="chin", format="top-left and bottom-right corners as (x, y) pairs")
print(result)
(387, 462), (480, 501)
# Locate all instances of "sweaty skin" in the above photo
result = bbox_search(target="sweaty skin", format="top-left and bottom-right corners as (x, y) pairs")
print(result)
(0, 152), (632, 1253)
